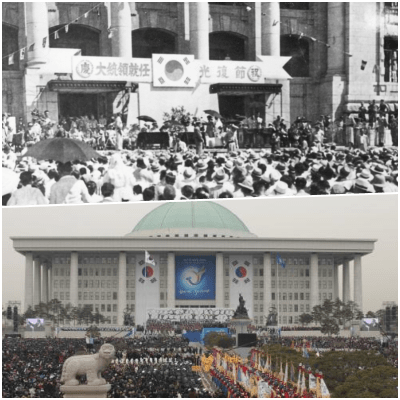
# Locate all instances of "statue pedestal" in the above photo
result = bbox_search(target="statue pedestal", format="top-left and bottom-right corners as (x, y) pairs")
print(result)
(60, 384), (111, 398)
(230, 318), (252, 346)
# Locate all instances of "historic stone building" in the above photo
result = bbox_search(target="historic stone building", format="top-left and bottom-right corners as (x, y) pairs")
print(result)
(2, 2), (398, 126)
(12, 202), (375, 326)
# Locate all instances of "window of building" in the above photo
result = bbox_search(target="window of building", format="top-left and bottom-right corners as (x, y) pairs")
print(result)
(288, 281), (293, 289)
(107, 281), (111, 288)
(224, 292), (229, 300)
(319, 293), (321, 300)
(300, 281), (304, 289)
(77, 292), (81, 300)
(89, 292), (93, 300)
(271, 269), (276, 277)
(294, 270), (298, 277)
(280, 3), (310, 10)
(289, 293), (292, 301)
(271, 293), (275, 300)
(107, 268), (111, 276)
(306, 293), (310, 301)
(329, 293), (333, 300)
(384, 37), (398, 83)
(323, 293), (327, 300)
(282, 281), (287, 289)
(131, 293), (135, 300)
(283, 304), (287, 313)
(282, 293), (287, 301)
(107, 304), (111, 312)
(83, 269), (88, 276)
(254, 293), (258, 300)
(132, 28), (176, 58)
(259, 268), (264, 277)
(305, 281), (310, 289)
(294, 305), (298, 312)
(101, 304), (105, 312)
(66, 292), (70, 301)
(254, 304), (258, 312)
(101, 292), (105, 300)
(322, 269), (327, 277)
(95, 292), (99, 300)
(113, 304), (117, 312)
(323, 281), (327, 289)
(101, 268), (105, 276)
(209, 31), (246, 61)
(89, 280), (93, 288)
(306, 304), (310, 312)
(83, 292), (88, 300)
(300, 269), (304, 277)
(305, 269), (309, 277)
(260, 292), (264, 300)
(289, 304), (293, 312)
(319, 281), (321, 289)
(300, 293), (304, 300)
(328, 269), (333, 278)
(271, 281), (276, 289)
(60, 292), (64, 300)
(294, 281), (298, 289)
(254, 281), (258, 288)
(260, 281), (264, 288)
(300, 304), (304, 312)
(78, 268), (82, 276)
(84, 280), (88, 288)
(289, 268), (293, 277)
(294, 293), (298, 300)
(113, 292), (118, 300)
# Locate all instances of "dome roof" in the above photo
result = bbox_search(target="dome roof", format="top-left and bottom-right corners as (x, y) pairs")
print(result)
(126, 202), (256, 238)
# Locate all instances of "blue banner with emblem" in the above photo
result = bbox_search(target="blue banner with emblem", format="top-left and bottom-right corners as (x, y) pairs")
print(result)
(175, 256), (216, 300)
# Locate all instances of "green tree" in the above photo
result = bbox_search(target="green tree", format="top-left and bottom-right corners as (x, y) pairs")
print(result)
(365, 311), (376, 318)
(333, 365), (398, 398)
(299, 313), (313, 326)
(320, 317), (340, 336)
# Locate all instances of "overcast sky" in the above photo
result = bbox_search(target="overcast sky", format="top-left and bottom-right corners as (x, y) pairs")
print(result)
(2, 194), (398, 313)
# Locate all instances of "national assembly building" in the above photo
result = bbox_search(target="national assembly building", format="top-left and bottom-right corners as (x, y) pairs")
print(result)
(12, 202), (376, 327)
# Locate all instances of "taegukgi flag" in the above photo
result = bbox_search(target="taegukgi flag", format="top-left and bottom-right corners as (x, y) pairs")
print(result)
(145, 250), (156, 266)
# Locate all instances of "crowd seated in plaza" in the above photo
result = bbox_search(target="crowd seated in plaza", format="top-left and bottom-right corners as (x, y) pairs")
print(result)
(146, 319), (230, 334)
(59, 326), (131, 331)
(2, 103), (398, 206)
(2, 336), (212, 398)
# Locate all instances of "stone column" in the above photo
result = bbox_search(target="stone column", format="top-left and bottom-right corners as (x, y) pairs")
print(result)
(111, 2), (132, 58)
(310, 253), (319, 309)
(353, 255), (363, 311)
(167, 252), (175, 308)
(70, 252), (79, 308)
(42, 264), (49, 304)
(25, 252), (34, 311)
(189, 2), (209, 60)
(33, 258), (41, 306)
(26, 2), (49, 66)
(327, 2), (345, 74)
(342, 259), (351, 303)
(333, 262), (339, 301)
(49, 265), (53, 301)
(263, 252), (272, 318)
(118, 252), (127, 325)
(215, 253), (224, 308)
(261, 2), (280, 56)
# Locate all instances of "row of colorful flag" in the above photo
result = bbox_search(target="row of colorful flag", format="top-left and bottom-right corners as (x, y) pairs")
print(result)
(5, 2), (102, 65)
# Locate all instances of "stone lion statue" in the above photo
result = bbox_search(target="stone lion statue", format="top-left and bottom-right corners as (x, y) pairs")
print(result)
(61, 343), (115, 386)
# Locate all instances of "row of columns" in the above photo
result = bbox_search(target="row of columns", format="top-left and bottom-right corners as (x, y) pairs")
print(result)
(24, 251), (363, 325)
(263, 252), (363, 316)
(26, 2), (282, 66)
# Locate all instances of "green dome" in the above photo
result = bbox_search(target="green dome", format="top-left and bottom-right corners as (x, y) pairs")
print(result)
(127, 202), (256, 238)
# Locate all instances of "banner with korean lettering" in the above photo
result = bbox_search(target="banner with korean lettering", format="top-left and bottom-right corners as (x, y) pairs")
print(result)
(72, 56), (152, 82)
(195, 56), (291, 84)
(229, 255), (253, 318)
(135, 254), (160, 326)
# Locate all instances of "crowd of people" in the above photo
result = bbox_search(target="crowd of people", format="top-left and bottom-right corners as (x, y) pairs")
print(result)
(2, 336), (216, 398)
(2, 102), (398, 206)
(145, 319), (230, 335)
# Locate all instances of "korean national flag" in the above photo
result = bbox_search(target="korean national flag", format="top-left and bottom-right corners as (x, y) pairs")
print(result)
(145, 251), (156, 266)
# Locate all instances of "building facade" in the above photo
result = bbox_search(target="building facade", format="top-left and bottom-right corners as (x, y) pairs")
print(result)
(2, 2), (398, 126)
(12, 202), (375, 326)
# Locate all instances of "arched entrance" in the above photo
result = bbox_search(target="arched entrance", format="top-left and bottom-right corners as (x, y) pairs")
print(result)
(132, 28), (176, 58)
(209, 31), (246, 61)
(2, 23), (19, 71)
(280, 34), (310, 77)
(49, 24), (100, 56)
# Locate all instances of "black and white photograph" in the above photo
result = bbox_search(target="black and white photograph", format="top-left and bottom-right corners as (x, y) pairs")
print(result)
(2, 2), (398, 206)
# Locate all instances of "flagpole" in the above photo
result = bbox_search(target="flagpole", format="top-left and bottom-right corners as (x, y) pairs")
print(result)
(277, 253), (280, 333)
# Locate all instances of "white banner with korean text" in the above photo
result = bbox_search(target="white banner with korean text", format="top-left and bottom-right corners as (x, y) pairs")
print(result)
(135, 254), (160, 326)
(72, 55), (291, 84)
(229, 255), (253, 318)
(72, 56), (152, 82)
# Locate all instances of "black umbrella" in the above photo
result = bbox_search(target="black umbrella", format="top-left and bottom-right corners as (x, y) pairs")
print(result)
(204, 110), (223, 119)
(23, 138), (101, 163)
(138, 115), (157, 123)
